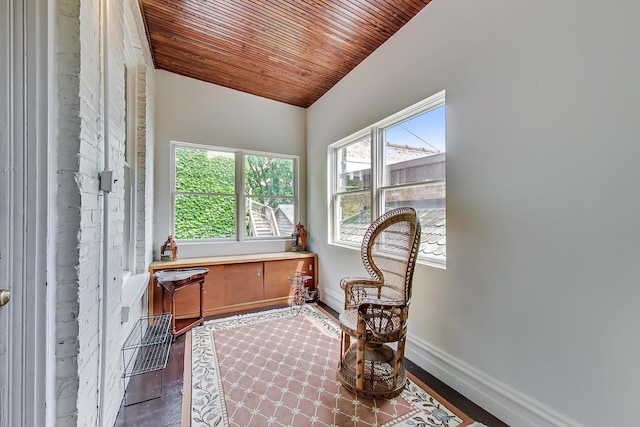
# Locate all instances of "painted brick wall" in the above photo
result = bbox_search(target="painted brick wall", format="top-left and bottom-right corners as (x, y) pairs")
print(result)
(55, 0), (83, 424)
(132, 0), (156, 272)
(76, 0), (104, 424)
(54, 0), (155, 425)
(133, 0), (156, 273)
(138, 66), (155, 273)
(103, 0), (127, 422)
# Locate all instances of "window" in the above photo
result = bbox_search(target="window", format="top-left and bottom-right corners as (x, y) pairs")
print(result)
(172, 143), (298, 241)
(173, 146), (236, 239)
(329, 91), (446, 266)
(244, 154), (295, 238)
(123, 65), (136, 272)
(333, 133), (372, 246)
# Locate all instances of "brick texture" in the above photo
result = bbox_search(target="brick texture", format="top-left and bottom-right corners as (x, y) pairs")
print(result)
(54, 0), (155, 425)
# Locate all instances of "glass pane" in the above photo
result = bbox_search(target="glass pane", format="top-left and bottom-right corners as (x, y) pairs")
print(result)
(383, 182), (445, 210)
(123, 164), (131, 269)
(335, 193), (372, 245)
(245, 196), (294, 238)
(383, 183), (446, 260)
(174, 194), (236, 239)
(336, 137), (371, 192)
(175, 146), (235, 193)
(383, 105), (445, 186)
(245, 155), (294, 197)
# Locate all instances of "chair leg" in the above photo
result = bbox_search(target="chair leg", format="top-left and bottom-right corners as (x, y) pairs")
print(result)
(339, 332), (352, 372)
(355, 317), (366, 391)
(343, 333), (350, 354)
(338, 332), (345, 368)
(355, 338), (365, 391)
(394, 337), (406, 387)
(170, 293), (176, 339)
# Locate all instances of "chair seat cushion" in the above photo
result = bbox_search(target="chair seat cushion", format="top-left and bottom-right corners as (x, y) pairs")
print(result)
(338, 308), (359, 335)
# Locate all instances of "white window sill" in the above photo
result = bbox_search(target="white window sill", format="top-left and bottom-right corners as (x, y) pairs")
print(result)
(121, 271), (150, 321)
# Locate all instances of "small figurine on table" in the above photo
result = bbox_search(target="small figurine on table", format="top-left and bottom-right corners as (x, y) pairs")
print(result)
(169, 235), (178, 260)
(161, 235), (178, 261)
(296, 223), (307, 251)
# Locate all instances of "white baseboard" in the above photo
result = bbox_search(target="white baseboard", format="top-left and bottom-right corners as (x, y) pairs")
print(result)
(405, 334), (581, 427)
(318, 287), (343, 312)
(320, 287), (580, 427)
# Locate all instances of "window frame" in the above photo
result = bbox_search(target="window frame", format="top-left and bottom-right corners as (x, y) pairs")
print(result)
(328, 90), (446, 268)
(171, 142), (237, 241)
(122, 30), (138, 275)
(170, 141), (299, 243)
(243, 151), (298, 241)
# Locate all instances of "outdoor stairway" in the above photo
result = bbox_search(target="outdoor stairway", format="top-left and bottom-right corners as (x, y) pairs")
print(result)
(253, 216), (275, 237)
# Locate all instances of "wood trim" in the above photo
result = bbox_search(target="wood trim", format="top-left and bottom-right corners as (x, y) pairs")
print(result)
(149, 251), (317, 269)
(0, 0), (49, 425)
(138, 0), (429, 107)
(136, 0), (155, 66)
(175, 296), (291, 319)
(148, 251), (318, 316)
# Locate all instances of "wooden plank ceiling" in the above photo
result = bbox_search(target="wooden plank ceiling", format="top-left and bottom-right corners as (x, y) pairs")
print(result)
(139, 0), (430, 108)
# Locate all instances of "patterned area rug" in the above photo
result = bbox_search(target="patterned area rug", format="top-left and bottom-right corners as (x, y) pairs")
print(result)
(183, 305), (475, 427)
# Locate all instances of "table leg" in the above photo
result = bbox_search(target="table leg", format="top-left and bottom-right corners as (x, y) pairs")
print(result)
(199, 279), (204, 324)
(170, 292), (176, 338)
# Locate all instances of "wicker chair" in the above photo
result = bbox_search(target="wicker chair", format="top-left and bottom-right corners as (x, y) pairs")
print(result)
(337, 207), (421, 399)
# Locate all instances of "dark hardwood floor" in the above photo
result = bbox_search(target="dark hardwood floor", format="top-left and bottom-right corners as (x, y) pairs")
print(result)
(115, 302), (508, 427)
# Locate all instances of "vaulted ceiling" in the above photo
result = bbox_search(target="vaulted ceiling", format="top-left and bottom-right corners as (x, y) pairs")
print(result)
(138, 0), (431, 108)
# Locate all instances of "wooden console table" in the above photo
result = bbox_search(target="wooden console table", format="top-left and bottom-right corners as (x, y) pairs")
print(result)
(153, 268), (208, 338)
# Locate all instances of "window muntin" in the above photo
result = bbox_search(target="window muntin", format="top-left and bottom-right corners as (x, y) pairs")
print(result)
(329, 91), (446, 266)
(172, 143), (297, 242)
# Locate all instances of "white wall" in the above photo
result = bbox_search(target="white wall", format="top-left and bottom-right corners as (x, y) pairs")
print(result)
(307, 1), (640, 425)
(53, 0), (155, 425)
(154, 70), (307, 259)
